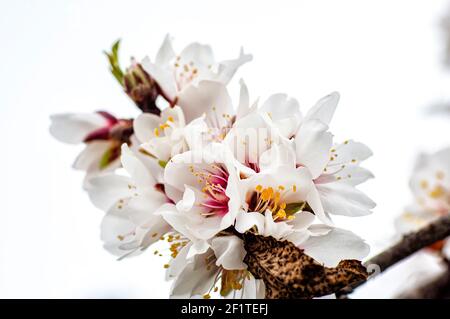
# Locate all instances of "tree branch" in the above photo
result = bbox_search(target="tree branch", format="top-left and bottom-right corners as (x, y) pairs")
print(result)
(338, 214), (450, 297)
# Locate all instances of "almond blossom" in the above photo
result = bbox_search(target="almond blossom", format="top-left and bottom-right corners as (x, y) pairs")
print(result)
(396, 147), (450, 255)
(141, 35), (252, 108)
(50, 111), (133, 183)
(87, 144), (172, 259)
(50, 36), (376, 299)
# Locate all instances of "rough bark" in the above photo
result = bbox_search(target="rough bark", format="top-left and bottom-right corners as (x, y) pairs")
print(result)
(243, 233), (368, 299)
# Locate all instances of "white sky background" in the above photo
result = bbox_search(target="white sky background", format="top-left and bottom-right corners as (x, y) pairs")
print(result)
(0, 0), (449, 298)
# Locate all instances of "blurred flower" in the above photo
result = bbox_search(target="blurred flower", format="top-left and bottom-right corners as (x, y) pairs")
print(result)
(396, 147), (450, 253)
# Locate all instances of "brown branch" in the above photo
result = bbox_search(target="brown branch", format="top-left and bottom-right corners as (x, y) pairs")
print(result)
(243, 233), (368, 299)
(338, 214), (450, 297)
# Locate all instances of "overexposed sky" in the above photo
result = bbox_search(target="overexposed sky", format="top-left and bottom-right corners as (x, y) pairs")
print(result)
(1, 0), (449, 298)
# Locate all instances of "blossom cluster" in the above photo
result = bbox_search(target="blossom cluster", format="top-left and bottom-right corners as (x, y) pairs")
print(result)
(50, 35), (375, 298)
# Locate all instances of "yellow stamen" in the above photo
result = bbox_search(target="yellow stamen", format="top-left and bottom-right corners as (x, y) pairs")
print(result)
(429, 186), (445, 199)
(420, 180), (428, 189)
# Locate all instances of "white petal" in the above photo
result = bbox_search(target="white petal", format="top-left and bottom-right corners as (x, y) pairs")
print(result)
(225, 112), (279, 166)
(141, 56), (177, 101)
(170, 250), (218, 298)
(260, 94), (301, 121)
(295, 119), (333, 179)
(308, 224), (332, 236)
(285, 229), (311, 246)
(87, 174), (132, 210)
(155, 34), (176, 65)
(187, 240), (210, 259)
(49, 113), (105, 144)
(306, 182), (331, 225)
(101, 214), (138, 257)
(179, 42), (215, 67)
(260, 93), (302, 137)
(73, 141), (111, 171)
(328, 140), (373, 167)
(304, 92), (339, 125)
(121, 144), (156, 189)
(176, 186), (196, 212)
(259, 144), (296, 172)
(289, 211), (315, 230)
(300, 228), (369, 267)
(215, 47), (252, 84)
(316, 182), (375, 217)
(133, 113), (161, 143)
(167, 242), (191, 280)
(232, 275), (266, 299)
(317, 165), (374, 186)
(211, 236), (247, 270)
(177, 80), (233, 127)
(262, 210), (293, 239)
(235, 211), (265, 234)
(236, 79), (254, 120)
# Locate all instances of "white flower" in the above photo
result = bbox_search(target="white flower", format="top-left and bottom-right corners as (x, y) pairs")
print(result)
(168, 235), (265, 299)
(87, 144), (171, 259)
(51, 36), (377, 299)
(309, 139), (376, 219)
(396, 147), (450, 233)
(224, 90), (375, 222)
(289, 92), (375, 220)
(133, 105), (208, 162)
(233, 162), (369, 266)
(49, 111), (134, 182)
(141, 34), (251, 106)
(161, 143), (243, 244)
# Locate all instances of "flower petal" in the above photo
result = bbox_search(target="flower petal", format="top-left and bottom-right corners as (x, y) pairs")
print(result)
(316, 182), (375, 217)
(294, 119), (333, 179)
(304, 91), (339, 125)
(49, 113), (105, 144)
(215, 47), (252, 84)
(211, 236), (247, 270)
(300, 227), (369, 267)
(177, 80), (233, 127)
(155, 34), (176, 65)
(133, 113), (161, 143)
(87, 174), (132, 210)
(170, 250), (218, 298)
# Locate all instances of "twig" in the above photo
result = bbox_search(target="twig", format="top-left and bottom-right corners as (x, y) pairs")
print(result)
(337, 214), (450, 297)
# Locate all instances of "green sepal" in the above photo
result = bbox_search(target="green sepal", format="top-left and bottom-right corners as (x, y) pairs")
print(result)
(99, 148), (113, 169)
(104, 39), (124, 86)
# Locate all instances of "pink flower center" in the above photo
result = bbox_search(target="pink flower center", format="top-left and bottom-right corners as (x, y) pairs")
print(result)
(190, 164), (230, 217)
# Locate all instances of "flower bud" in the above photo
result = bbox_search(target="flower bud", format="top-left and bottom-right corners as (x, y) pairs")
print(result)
(123, 59), (162, 115)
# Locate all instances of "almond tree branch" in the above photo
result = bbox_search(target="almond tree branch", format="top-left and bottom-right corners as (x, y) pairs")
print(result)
(337, 214), (450, 297)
